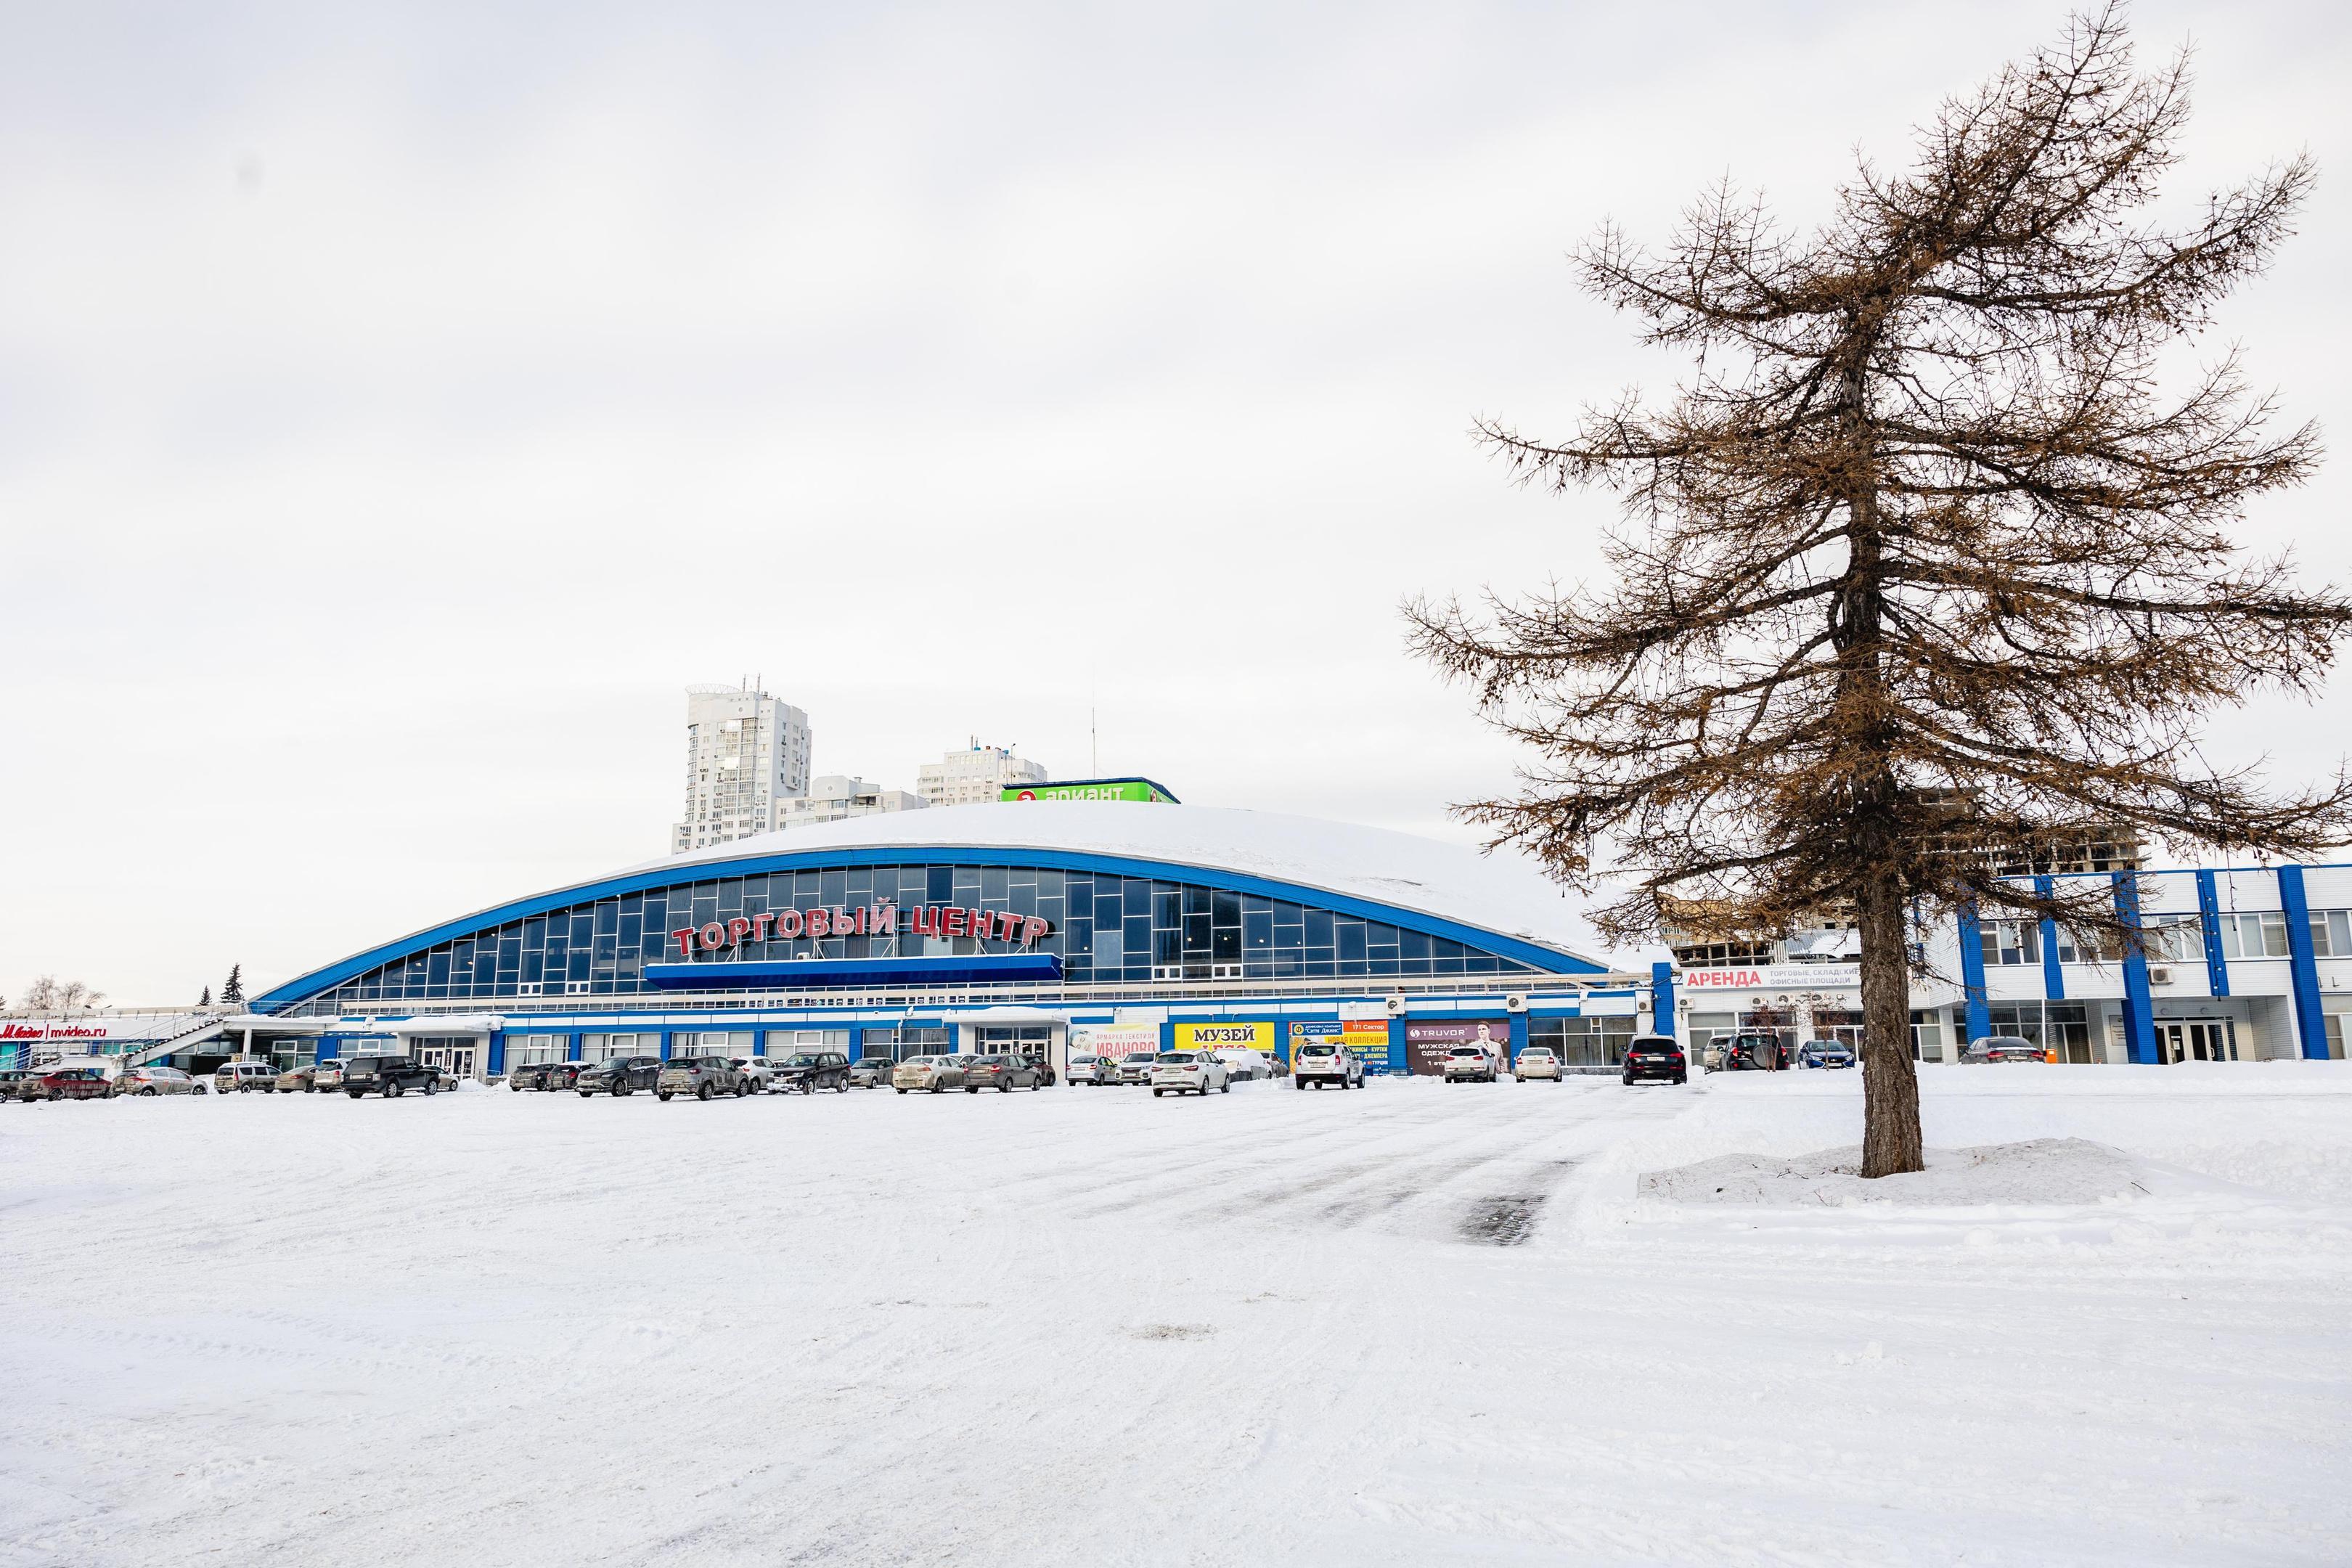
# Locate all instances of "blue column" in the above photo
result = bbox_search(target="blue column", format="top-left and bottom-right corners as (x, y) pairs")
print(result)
(486, 1032), (505, 1076)
(1956, 903), (1990, 1045)
(844, 1024), (863, 1062)
(1387, 1016), (1409, 1074)
(658, 1031), (674, 1061)
(1508, 1010), (1529, 1064)
(565, 1031), (583, 1062)
(2035, 875), (2065, 1001)
(2277, 865), (2330, 1059)
(1651, 960), (1676, 1040)
(2114, 872), (2158, 1063)
(2195, 870), (2231, 997)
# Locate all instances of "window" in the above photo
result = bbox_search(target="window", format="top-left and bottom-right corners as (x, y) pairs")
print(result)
(1980, 920), (2038, 966)
(1670, 939), (1774, 967)
(2216, 911), (2291, 959)
(2145, 918), (2205, 964)
(2309, 910), (2352, 957)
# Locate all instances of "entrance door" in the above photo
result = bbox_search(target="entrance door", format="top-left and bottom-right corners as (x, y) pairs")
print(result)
(412, 1038), (480, 1079)
(2158, 1020), (2237, 1063)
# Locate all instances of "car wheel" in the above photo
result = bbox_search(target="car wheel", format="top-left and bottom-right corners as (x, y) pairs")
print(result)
(1293, 1078), (1304, 1090)
(897, 1087), (908, 1094)
(1220, 1082), (1230, 1094)
(347, 1090), (364, 1099)
(1620, 1074), (1633, 1087)
(931, 1083), (944, 1094)
(510, 1080), (523, 1091)
(1000, 1082), (1013, 1093)
(696, 1084), (714, 1102)
(423, 1079), (438, 1095)
(386, 1080), (404, 1098)
(142, 1086), (159, 1097)
(735, 1082), (751, 1097)
(1675, 1073), (1688, 1085)
(1153, 1088), (1164, 1098)
(836, 1080), (848, 1093)
(658, 1091), (672, 1101)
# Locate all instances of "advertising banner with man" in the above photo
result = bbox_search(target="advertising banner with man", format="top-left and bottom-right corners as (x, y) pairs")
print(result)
(1402, 1017), (1509, 1076)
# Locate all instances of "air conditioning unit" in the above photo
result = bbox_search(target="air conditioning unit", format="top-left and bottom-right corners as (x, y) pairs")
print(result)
(1385, 994), (1408, 1016)
(2147, 965), (2174, 986)
(1504, 994), (1528, 1013)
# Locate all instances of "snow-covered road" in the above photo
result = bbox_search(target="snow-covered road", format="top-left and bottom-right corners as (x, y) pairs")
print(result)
(4, 1067), (2349, 1565)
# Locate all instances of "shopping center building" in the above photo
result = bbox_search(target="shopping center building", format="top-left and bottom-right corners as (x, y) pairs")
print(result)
(12, 804), (2348, 1077)
(110, 803), (1670, 1080)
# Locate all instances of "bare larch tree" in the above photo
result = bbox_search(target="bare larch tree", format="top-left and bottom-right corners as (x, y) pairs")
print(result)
(1410, 5), (2347, 1175)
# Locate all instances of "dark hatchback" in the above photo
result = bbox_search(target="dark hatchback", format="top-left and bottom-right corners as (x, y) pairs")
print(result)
(508, 1061), (565, 1092)
(963, 1055), (1048, 1093)
(1620, 1035), (1688, 1086)
(769, 1051), (851, 1094)
(575, 1054), (664, 1096)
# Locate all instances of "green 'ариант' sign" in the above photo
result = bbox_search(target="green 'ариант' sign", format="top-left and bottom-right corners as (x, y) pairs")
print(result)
(1000, 777), (1178, 804)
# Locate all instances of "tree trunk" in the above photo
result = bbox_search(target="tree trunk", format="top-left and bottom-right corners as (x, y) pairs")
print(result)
(1856, 869), (1924, 1176)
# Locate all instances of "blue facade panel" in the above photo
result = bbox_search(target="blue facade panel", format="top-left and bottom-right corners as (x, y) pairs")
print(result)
(2277, 865), (2329, 1060)
(1956, 903), (1990, 1045)
(2195, 870), (2230, 997)
(2114, 873), (2157, 1064)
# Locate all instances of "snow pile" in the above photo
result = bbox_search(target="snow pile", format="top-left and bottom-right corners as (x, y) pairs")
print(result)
(1641, 1136), (2144, 1207)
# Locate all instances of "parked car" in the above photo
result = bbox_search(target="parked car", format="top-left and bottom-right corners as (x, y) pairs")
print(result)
(963, 1055), (1045, 1093)
(1798, 1039), (1857, 1069)
(31, 1068), (115, 1101)
(1291, 1041), (1363, 1090)
(848, 1055), (897, 1089)
(116, 1065), (203, 1096)
(1621, 1035), (1689, 1086)
(1714, 1032), (1789, 1071)
(1067, 1053), (1121, 1086)
(0, 1067), (49, 1103)
(311, 1060), (347, 1092)
(892, 1055), (965, 1093)
(730, 1057), (777, 1093)
(1151, 1050), (1230, 1097)
(1210, 1048), (1273, 1082)
(1442, 1045), (1500, 1083)
(342, 1055), (446, 1098)
(1514, 1046), (1564, 1082)
(215, 1059), (281, 1095)
(657, 1055), (750, 1101)
(1114, 1051), (1159, 1085)
(274, 1065), (319, 1093)
(1962, 1034), (2047, 1064)
(507, 1060), (565, 1092)
(769, 1051), (851, 1094)
(542, 1061), (587, 1091)
(575, 1054), (664, 1097)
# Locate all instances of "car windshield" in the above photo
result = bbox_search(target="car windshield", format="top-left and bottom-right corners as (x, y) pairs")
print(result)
(785, 1054), (823, 1067)
(1122, 1053), (1155, 1063)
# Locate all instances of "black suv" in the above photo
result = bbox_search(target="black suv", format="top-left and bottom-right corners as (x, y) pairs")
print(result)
(1620, 1035), (1689, 1086)
(343, 1055), (446, 1098)
(768, 1051), (851, 1094)
(575, 1055), (664, 1097)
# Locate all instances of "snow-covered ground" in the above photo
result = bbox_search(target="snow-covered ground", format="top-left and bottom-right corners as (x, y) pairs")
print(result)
(4, 1066), (2349, 1566)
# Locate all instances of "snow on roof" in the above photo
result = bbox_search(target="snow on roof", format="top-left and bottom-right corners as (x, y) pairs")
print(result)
(639, 801), (1614, 966)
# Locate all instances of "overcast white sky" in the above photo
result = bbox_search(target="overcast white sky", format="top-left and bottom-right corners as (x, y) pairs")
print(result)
(2, 1), (2346, 1006)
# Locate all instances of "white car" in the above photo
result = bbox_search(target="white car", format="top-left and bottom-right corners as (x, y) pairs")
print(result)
(1067, 1053), (1119, 1085)
(730, 1056), (776, 1093)
(1442, 1045), (1500, 1083)
(1291, 1042), (1363, 1090)
(1149, 1051), (1230, 1097)
(1514, 1046), (1563, 1082)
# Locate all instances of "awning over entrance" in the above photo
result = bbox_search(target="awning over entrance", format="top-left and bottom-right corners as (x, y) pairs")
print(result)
(642, 954), (1065, 989)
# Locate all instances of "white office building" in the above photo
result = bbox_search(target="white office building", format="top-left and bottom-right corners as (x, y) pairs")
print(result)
(916, 744), (1047, 808)
(671, 683), (812, 854)
(775, 775), (928, 831)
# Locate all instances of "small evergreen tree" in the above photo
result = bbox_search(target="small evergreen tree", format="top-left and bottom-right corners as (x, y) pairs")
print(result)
(199, 984), (213, 1008)
(220, 965), (245, 1008)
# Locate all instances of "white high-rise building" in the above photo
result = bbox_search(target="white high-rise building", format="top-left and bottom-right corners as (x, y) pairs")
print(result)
(916, 743), (1048, 808)
(671, 683), (812, 854)
(775, 775), (928, 831)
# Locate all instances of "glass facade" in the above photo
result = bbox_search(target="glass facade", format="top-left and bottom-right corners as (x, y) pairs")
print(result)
(295, 861), (1543, 1013)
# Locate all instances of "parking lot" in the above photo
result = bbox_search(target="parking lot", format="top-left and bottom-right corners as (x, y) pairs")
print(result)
(6, 1069), (2349, 1566)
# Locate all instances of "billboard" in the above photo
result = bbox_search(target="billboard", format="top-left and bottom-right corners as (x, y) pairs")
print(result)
(1002, 778), (1177, 804)
(1287, 1018), (1390, 1067)
(1070, 1023), (1159, 1060)
(1402, 1017), (1509, 1076)
(1172, 1021), (1274, 1056)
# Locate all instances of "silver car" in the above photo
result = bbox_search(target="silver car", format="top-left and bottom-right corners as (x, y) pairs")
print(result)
(1962, 1034), (2046, 1064)
(656, 1055), (751, 1101)
(1514, 1047), (1563, 1082)
(117, 1065), (204, 1096)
